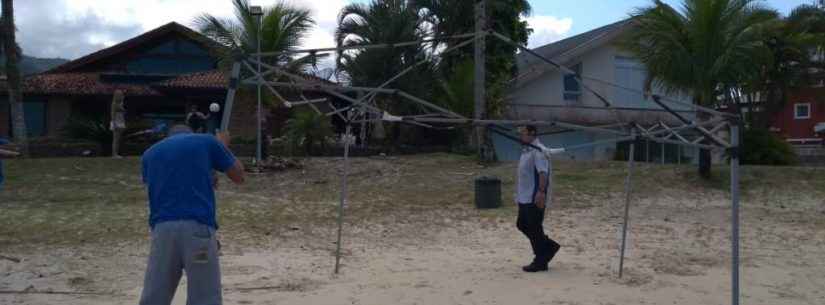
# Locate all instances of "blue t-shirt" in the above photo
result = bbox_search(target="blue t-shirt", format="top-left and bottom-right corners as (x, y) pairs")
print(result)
(141, 134), (236, 229)
(0, 138), (9, 186)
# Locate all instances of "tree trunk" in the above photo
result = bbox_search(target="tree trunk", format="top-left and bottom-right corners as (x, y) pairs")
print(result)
(2, 0), (27, 154)
(474, 0), (496, 163)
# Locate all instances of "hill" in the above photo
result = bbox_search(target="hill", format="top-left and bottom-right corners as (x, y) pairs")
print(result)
(0, 55), (69, 75)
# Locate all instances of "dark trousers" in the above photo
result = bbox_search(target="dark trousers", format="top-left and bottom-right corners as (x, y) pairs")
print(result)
(517, 203), (560, 264)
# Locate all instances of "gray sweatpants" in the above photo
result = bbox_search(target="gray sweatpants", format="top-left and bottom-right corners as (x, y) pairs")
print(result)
(139, 220), (221, 305)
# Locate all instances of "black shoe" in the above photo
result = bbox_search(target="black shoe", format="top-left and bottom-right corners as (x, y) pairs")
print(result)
(546, 241), (561, 263)
(522, 262), (549, 272)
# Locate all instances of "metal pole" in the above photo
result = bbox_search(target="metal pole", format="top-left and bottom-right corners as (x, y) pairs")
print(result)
(678, 145), (682, 165)
(474, 0), (486, 159)
(251, 32), (478, 57)
(220, 62), (242, 131)
(661, 142), (665, 164)
(352, 37), (475, 108)
(643, 135), (718, 151)
(245, 36), (476, 119)
(335, 124), (353, 274)
(247, 80), (397, 94)
(256, 15), (263, 163)
(491, 29), (733, 119)
(618, 130), (636, 278)
(358, 92), (368, 149)
(646, 139), (650, 163)
(730, 123), (741, 305)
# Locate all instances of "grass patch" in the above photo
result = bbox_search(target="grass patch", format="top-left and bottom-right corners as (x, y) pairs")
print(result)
(1, 155), (823, 248)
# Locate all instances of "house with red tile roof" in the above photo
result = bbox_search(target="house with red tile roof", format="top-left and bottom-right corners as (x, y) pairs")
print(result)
(0, 22), (336, 141)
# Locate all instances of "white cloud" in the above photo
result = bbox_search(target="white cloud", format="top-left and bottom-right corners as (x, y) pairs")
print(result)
(293, 0), (347, 49)
(62, 0), (234, 30)
(19, 0), (349, 59)
(524, 15), (573, 48)
(16, 1), (144, 59)
(291, 0), (350, 70)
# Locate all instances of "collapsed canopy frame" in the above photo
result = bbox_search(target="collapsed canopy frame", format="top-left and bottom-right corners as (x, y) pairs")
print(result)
(219, 21), (742, 305)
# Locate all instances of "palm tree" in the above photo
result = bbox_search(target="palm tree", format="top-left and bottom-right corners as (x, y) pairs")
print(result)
(739, 4), (825, 129)
(623, 0), (778, 178)
(194, 0), (319, 72)
(412, 0), (531, 162)
(335, 0), (435, 147)
(413, 0), (531, 70)
(1, 0), (27, 154)
(195, 0), (319, 157)
(788, 1), (825, 34)
(336, 0), (431, 92)
(437, 59), (475, 118)
(785, 2), (825, 75)
(413, 0), (531, 110)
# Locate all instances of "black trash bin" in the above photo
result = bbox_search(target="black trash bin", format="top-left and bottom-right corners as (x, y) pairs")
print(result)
(475, 176), (502, 209)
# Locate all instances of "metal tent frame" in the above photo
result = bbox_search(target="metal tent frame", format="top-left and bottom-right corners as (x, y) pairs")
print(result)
(217, 4), (742, 304)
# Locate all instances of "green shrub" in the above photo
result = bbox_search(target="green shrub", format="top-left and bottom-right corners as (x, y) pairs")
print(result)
(284, 109), (333, 156)
(742, 128), (797, 165)
(62, 115), (142, 145)
(62, 114), (150, 149)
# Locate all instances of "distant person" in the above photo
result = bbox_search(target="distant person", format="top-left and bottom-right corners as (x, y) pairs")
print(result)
(186, 105), (210, 133)
(515, 125), (563, 272)
(138, 125), (245, 305)
(0, 138), (20, 190)
(110, 90), (127, 158)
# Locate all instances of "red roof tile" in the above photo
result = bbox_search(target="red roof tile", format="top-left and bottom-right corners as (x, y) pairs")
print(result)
(156, 70), (227, 89)
(18, 73), (162, 96)
(2, 66), (340, 97)
(157, 69), (337, 90)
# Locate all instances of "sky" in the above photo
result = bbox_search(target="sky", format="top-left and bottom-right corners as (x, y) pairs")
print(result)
(13, 0), (815, 60)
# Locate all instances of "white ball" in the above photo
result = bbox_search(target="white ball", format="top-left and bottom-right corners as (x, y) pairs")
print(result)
(209, 103), (220, 113)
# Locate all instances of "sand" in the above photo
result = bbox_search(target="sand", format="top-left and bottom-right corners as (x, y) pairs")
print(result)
(2, 192), (824, 305)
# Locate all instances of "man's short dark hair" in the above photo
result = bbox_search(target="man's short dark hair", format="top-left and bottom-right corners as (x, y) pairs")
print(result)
(522, 125), (538, 136)
(167, 125), (193, 137)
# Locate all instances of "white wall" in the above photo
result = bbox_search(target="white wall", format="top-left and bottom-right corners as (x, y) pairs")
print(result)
(503, 43), (698, 161)
(508, 44), (694, 125)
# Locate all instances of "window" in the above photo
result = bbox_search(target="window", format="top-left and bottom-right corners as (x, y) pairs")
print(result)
(795, 103), (811, 119)
(614, 56), (647, 108)
(563, 63), (582, 101)
(126, 39), (215, 74)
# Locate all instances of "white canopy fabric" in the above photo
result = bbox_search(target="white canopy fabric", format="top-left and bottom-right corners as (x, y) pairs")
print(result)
(815, 122), (825, 134)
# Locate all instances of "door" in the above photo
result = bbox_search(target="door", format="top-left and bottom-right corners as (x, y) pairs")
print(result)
(8, 100), (46, 138)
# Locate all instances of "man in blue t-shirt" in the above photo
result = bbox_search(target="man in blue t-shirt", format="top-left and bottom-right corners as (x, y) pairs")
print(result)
(138, 125), (244, 305)
(0, 138), (20, 189)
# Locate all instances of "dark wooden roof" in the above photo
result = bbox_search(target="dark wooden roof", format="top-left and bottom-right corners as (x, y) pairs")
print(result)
(47, 22), (222, 74)
(2, 22), (337, 97)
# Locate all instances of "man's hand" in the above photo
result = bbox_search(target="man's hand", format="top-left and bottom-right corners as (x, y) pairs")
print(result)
(216, 131), (231, 147)
(534, 192), (546, 209)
